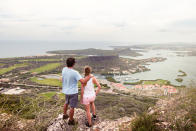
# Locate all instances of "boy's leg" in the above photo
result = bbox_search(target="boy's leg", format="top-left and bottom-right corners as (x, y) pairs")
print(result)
(63, 95), (69, 119)
(64, 103), (68, 115)
(85, 104), (92, 125)
(68, 93), (78, 122)
(69, 107), (74, 121)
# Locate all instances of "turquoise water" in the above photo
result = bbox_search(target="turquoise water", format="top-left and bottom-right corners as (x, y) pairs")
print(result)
(121, 50), (196, 86)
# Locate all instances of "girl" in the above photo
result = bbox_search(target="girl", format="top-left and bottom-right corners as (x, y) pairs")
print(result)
(80, 66), (101, 127)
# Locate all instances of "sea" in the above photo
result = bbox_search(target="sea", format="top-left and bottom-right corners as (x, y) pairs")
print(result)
(0, 41), (113, 58)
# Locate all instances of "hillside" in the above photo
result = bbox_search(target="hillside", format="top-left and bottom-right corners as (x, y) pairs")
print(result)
(47, 48), (142, 57)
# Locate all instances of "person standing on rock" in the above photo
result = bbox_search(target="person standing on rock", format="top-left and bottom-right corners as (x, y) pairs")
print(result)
(80, 66), (101, 127)
(62, 58), (92, 125)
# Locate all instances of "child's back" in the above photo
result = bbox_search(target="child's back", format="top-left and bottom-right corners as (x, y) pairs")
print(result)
(83, 78), (95, 97)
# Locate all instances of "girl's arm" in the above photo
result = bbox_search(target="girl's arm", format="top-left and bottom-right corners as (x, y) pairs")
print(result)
(93, 77), (101, 96)
(80, 83), (84, 104)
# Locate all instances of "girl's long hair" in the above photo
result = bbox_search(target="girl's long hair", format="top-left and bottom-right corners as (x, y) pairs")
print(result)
(84, 66), (92, 77)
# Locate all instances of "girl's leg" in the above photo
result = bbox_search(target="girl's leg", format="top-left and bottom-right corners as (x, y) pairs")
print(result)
(85, 104), (92, 125)
(91, 101), (96, 115)
(90, 102), (96, 116)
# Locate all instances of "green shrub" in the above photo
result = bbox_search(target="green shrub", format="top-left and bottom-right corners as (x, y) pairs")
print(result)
(175, 78), (183, 82)
(132, 113), (158, 131)
(106, 76), (119, 83)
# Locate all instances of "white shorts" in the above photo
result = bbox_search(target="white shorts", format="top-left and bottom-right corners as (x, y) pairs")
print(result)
(83, 95), (96, 105)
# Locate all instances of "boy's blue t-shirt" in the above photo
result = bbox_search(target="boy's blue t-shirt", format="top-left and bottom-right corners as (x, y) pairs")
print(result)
(62, 67), (82, 95)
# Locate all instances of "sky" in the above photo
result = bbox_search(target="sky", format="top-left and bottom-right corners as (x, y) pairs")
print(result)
(0, 0), (196, 43)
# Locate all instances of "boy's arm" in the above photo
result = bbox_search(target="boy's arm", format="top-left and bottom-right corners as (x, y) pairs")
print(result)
(79, 75), (93, 84)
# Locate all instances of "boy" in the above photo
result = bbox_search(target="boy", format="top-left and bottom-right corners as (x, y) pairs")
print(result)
(62, 57), (92, 125)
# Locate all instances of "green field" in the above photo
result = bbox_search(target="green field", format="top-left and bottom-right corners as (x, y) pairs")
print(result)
(30, 77), (62, 87)
(30, 63), (61, 73)
(124, 81), (143, 85)
(0, 63), (4, 66)
(0, 63), (29, 75)
(30, 77), (83, 88)
(143, 79), (170, 85)
(39, 92), (64, 99)
(124, 79), (170, 86)
(19, 59), (62, 62)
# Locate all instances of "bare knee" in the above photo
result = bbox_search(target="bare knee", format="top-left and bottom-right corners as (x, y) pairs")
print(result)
(85, 105), (90, 111)
(90, 102), (94, 105)
(70, 107), (74, 111)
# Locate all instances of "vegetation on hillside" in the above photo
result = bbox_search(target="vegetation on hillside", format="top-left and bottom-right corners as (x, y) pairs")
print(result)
(30, 77), (62, 87)
(106, 76), (119, 83)
(175, 78), (183, 82)
(178, 70), (187, 77)
(0, 93), (64, 130)
(120, 87), (196, 131)
(0, 91), (157, 130)
(124, 79), (171, 86)
(19, 59), (62, 62)
(0, 63), (29, 75)
(47, 48), (142, 57)
(30, 63), (61, 74)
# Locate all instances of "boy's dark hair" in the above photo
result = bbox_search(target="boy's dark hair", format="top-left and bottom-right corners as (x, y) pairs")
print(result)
(66, 58), (75, 67)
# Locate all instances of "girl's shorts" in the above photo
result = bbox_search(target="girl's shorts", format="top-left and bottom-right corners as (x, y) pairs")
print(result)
(83, 95), (95, 105)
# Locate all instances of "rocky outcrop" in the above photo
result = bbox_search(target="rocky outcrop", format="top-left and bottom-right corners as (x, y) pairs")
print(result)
(47, 108), (133, 131)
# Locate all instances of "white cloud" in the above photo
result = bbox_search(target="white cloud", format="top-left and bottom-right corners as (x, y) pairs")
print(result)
(0, 0), (196, 42)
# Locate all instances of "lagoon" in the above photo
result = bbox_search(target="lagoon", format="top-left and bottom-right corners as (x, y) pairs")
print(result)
(121, 49), (196, 86)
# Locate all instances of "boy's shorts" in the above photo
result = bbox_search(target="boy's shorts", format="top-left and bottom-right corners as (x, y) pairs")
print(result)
(83, 95), (96, 105)
(65, 93), (78, 108)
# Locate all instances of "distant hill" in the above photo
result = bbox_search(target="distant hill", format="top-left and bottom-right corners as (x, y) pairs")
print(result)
(76, 55), (120, 73)
(47, 48), (141, 57)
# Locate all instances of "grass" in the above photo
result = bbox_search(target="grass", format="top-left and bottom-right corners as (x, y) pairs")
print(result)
(120, 87), (196, 131)
(39, 92), (64, 99)
(106, 76), (119, 83)
(131, 113), (158, 131)
(78, 93), (157, 120)
(143, 79), (170, 85)
(0, 63), (29, 75)
(0, 93), (64, 130)
(163, 87), (196, 130)
(30, 63), (61, 74)
(0, 90), (157, 130)
(30, 77), (83, 89)
(0, 94), (39, 119)
(0, 63), (4, 66)
(30, 77), (62, 87)
(124, 79), (170, 86)
(19, 59), (62, 62)
(40, 92), (57, 99)
(124, 81), (143, 85)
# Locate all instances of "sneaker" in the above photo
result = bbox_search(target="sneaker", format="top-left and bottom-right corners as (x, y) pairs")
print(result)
(85, 121), (92, 127)
(63, 114), (69, 120)
(68, 119), (77, 125)
(92, 114), (97, 120)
